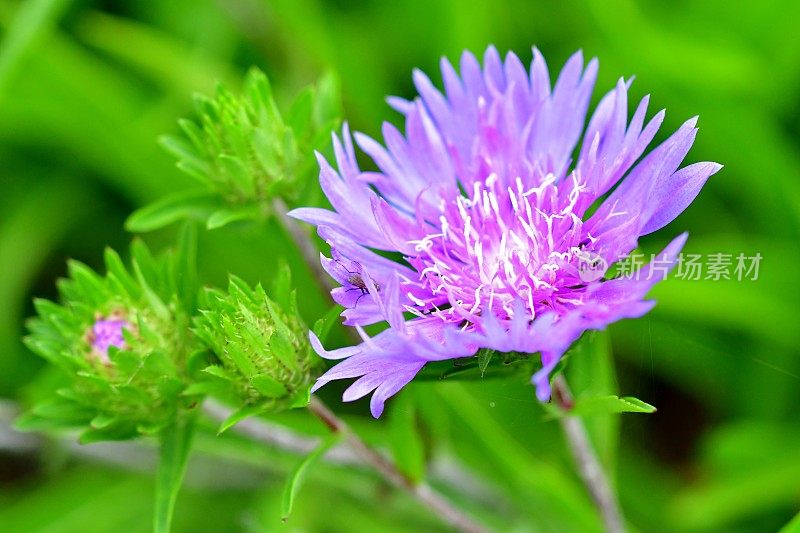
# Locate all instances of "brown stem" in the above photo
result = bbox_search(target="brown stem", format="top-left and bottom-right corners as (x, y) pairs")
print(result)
(271, 198), (335, 293)
(552, 375), (625, 533)
(308, 397), (487, 533)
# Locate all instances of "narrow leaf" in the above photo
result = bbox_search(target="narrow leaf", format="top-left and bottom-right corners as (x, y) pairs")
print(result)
(125, 190), (220, 232)
(153, 415), (195, 533)
(311, 305), (344, 343)
(206, 206), (260, 230)
(568, 395), (657, 417)
(217, 404), (263, 434)
(281, 432), (342, 521)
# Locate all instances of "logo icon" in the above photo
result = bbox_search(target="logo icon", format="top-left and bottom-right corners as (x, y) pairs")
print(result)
(576, 250), (608, 283)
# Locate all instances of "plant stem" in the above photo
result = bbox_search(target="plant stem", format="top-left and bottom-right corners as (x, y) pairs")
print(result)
(308, 396), (487, 533)
(271, 198), (335, 292)
(552, 375), (624, 533)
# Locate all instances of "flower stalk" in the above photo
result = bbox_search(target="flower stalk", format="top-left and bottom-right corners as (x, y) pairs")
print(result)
(272, 197), (336, 293)
(552, 375), (624, 533)
(307, 397), (487, 533)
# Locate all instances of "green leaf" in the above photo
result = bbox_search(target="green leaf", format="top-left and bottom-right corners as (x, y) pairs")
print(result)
(311, 305), (344, 343)
(217, 154), (255, 197)
(158, 135), (205, 170)
(281, 432), (342, 521)
(206, 206), (261, 230)
(79, 423), (139, 443)
(174, 221), (198, 313)
(269, 329), (299, 372)
(89, 413), (116, 430)
(104, 247), (139, 299)
(14, 410), (85, 431)
(312, 70), (342, 127)
(216, 404), (264, 434)
(286, 86), (314, 138)
(125, 190), (220, 232)
(154, 415), (196, 533)
(181, 381), (223, 397)
(566, 395), (656, 417)
(435, 383), (598, 528)
(415, 351), (534, 381)
(271, 261), (293, 311)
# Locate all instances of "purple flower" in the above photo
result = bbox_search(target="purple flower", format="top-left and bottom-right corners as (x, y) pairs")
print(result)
(89, 317), (128, 361)
(291, 46), (720, 417)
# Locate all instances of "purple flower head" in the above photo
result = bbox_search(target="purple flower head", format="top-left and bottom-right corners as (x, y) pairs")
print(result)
(89, 316), (129, 361)
(291, 46), (720, 417)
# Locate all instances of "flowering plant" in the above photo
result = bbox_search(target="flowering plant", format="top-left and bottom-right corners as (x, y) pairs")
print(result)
(15, 42), (723, 533)
(295, 47), (720, 416)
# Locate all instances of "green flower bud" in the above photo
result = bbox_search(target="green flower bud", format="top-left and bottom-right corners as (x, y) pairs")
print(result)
(194, 273), (322, 430)
(145, 68), (340, 231)
(21, 239), (201, 442)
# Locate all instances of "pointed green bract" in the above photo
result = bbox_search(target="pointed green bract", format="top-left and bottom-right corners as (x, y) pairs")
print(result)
(21, 236), (203, 442)
(127, 68), (341, 232)
(194, 272), (322, 430)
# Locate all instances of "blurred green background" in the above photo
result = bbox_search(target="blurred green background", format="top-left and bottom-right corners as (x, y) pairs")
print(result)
(1, 0), (799, 531)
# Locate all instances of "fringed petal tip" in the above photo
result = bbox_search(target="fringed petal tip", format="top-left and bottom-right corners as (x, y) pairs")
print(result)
(307, 327), (432, 418)
(309, 378), (326, 395)
(532, 365), (554, 402)
(534, 380), (552, 403)
(339, 358), (425, 418)
(308, 331), (359, 360)
(531, 351), (561, 403)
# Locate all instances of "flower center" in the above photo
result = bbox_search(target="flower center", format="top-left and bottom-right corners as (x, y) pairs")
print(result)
(407, 173), (599, 323)
(89, 317), (129, 361)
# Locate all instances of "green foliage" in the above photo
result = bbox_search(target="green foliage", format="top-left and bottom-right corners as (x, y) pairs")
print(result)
(127, 68), (341, 232)
(281, 432), (343, 521)
(550, 395), (656, 418)
(2, 0), (800, 532)
(0, 0), (71, 96)
(194, 274), (322, 430)
(560, 332), (620, 472)
(19, 236), (202, 442)
(154, 414), (196, 533)
(542, 335), (655, 427)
